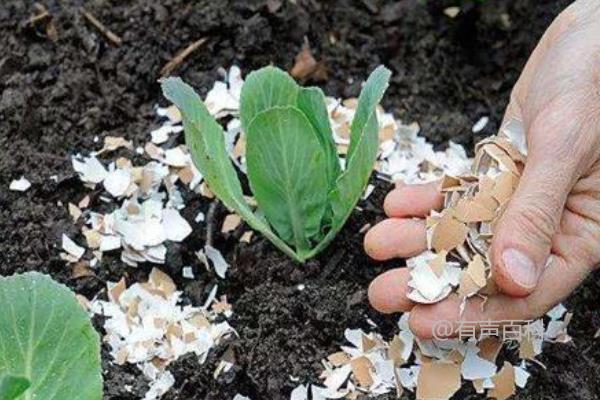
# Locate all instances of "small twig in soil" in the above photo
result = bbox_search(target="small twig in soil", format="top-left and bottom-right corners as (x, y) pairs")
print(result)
(205, 201), (218, 247)
(160, 38), (208, 77)
(26, 10), (51, 26)
(22, 4), (58, 41)
(27, 3), (51, 24)
(80, 7), (123, 46)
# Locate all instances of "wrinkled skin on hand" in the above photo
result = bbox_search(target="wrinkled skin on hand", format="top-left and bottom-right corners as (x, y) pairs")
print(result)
(364, 0), (600, 339)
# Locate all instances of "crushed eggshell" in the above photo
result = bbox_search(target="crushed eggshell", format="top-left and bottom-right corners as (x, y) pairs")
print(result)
(221, 214), (242, 234)
(416, 362), (461, 400)
(204, 245), (229, 279)
(472, 116), (490, 133)
(68, 203), (82, 221)
(90, 268), (235, 400)
(488, 362), (516, 400)
(97, 136), (133, 154)
(240, 231), (253, 243)
(150, 125), (183, 144)
(182, 266), (195, 279)
(104, 168), (132, 197)
(72, 155), (108, 184)
(62, 234), (85, 261)
(303, 100), (570, 400)
(61, 67), (572, 400)
(9, 176), (31, 191)
(444, 6), (461, 18)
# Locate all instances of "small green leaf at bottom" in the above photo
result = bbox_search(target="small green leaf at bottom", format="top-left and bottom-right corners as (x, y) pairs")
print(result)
(0, 272), (102, 400)
(0, 375), (30, 400)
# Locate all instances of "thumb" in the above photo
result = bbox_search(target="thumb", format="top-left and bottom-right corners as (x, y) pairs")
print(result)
(491, 119), (576, 297)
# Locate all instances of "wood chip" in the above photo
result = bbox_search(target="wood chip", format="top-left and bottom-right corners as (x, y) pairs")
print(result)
(291, 41), (317, 80)
(290, 39), (327, 81)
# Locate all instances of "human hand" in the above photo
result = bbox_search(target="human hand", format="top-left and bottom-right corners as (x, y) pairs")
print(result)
(364, 0), (600, 339)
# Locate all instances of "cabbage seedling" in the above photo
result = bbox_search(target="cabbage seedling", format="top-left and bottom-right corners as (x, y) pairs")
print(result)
(0, 375), (30, 400)
(162, 66), (390, 262)
(0, 272), (102, 399)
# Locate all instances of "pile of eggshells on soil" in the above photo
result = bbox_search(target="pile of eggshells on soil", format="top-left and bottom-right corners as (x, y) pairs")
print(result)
(7, 66), (572, 400)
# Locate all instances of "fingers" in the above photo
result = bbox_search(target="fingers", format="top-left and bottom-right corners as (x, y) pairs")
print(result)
(364, 181), (442, 261)
(364, 219), (427, 260)
(409, 255), (589, 339)
(368, 268), (416, 314)
(364, 182), (444, 313)
(383, 181), (444, 218)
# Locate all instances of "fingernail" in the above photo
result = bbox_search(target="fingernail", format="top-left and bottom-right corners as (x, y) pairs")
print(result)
(502, 248), (538, 288)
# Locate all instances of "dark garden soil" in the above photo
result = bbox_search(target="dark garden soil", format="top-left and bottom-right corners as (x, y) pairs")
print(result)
(1, 0), (599, 399)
